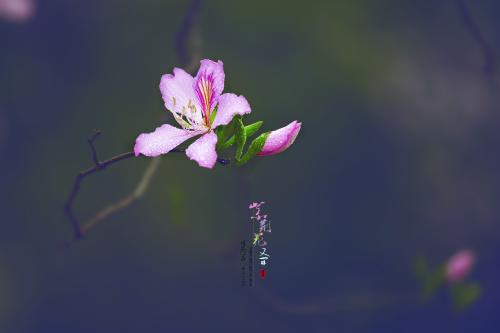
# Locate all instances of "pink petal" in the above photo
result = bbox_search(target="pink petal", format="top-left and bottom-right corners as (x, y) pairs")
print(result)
(257, 121), (302, 156)
(160, 68), (203, 125)
(211, 93), (251, 128)
(185, 131), (218, 169)
(446, 249), (475, 283)
(194, 59), (225, 103)
(134, 124), (200, 157)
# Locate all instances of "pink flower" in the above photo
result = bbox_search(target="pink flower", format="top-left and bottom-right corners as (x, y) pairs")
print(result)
(446, 250), (475, 283)
(134, 59), (251, 168)
(0, 0), (34, 22)
(257, 121), (301, 156)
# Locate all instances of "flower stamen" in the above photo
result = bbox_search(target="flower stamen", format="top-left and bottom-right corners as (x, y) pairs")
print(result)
(195, 72), (215, 127)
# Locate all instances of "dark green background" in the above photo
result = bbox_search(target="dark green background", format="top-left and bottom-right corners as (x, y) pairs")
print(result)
(1, 0), (499, 331)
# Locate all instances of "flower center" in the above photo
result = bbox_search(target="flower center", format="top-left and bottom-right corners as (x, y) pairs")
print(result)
(195, 72), (215, 127)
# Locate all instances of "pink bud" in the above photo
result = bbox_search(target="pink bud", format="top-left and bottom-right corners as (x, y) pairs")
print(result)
(257, 121), (301, 156)
(446, 250), (475, 283)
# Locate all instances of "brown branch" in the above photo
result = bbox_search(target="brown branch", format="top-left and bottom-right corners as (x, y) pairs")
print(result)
(88, 129), (102, 166)
(64, 132), (135, 240)
(79, 157), (161, 236)
(64, 138), (229, 242)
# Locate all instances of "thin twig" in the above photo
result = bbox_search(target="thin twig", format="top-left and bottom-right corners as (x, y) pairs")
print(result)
(65, 142), (228, 241)
(79, 157), (160, 236)
(455, 0), (496, 75)
(88, 129), (102, 166)
(64, 133), (135, 239)
(81, 148), (230, 234)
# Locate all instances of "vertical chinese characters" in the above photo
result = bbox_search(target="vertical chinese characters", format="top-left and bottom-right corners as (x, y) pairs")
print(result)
(249, 201), (271, 279)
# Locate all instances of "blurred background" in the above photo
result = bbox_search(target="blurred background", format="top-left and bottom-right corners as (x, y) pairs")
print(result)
(1, 0), (500, 331)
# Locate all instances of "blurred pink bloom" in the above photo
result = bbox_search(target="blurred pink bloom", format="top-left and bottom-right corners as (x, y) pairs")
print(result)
(257, 121), (301, 156)
(446, 249), (475, 283)
(134, 59), (251, 169)
(0, 0), (34, 22)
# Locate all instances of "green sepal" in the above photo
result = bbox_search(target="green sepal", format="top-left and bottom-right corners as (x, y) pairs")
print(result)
(219, 121), (263, 150)
(235, 132), (269, 166)
(234, 116), (246, 160)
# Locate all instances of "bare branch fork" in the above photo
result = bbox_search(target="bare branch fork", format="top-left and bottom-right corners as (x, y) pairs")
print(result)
(64, 0), (207, 243)
(64, 130), (135, 239)
(64, 129), (229, 241)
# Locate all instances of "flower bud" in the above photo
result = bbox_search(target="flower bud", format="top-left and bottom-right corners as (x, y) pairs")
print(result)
(446, 249), (475, 283)
(257, 121), (301, 156)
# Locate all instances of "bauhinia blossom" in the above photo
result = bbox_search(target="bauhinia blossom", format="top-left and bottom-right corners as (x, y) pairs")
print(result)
(134, 59), (251, 168)
(446, 249), (475, 283)
(134, 58), (302, 168)
(257, 121), (301, 156)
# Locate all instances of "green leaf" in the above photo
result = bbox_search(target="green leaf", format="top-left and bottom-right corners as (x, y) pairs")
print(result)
(215, 117), (236, 150)
(235, 132), (269, 166)
(451, 282), (481, 311)
(243, 121), (263, 137)
(219, 121), (263, 150)
(234, 116), (246, 160)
